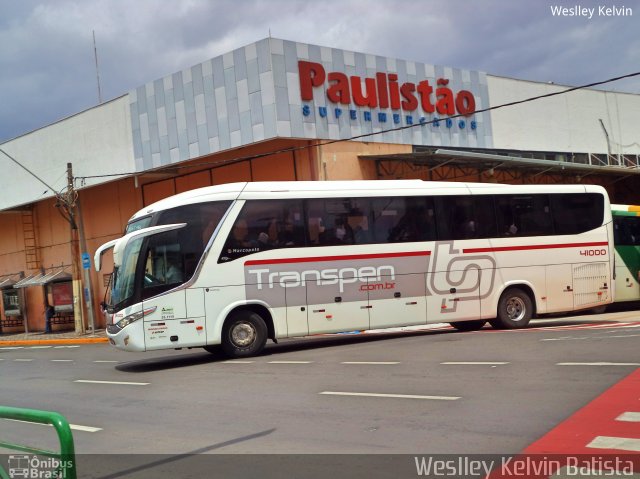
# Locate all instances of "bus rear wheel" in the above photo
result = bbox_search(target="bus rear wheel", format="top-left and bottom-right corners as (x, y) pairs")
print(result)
(490, 288), (533, 329)
(221, 310), (268, 358)
(450, 320), (486, 331)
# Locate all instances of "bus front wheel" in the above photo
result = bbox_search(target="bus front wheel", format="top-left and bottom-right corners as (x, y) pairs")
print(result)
(490, 288), (533, 329)
(450, 320), (486, 331)
(221, 310), (268, 358)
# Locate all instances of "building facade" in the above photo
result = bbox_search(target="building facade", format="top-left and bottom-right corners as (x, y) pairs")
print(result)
(1, 38), (639, 332)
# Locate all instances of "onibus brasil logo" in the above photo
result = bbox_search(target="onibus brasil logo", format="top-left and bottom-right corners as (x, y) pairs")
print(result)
(7, 455), (74, 479)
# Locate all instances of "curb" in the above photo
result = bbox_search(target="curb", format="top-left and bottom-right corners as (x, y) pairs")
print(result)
(0, 338), (108, 346)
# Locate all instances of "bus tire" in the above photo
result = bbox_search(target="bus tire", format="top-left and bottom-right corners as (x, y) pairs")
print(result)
(221, 310), (268, 358)
(490, 288), (533, 329)
(590, 305), (607, 314)
(450, 320), (486, 331)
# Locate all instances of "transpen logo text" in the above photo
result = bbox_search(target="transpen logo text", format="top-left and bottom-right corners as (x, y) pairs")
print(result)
(248, 265), (395, 293)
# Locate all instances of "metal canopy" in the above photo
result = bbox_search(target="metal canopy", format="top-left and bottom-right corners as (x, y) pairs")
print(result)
(360, 148), (640, 178)
(13, 269), (72, 289)
(0, 277), (16, 290)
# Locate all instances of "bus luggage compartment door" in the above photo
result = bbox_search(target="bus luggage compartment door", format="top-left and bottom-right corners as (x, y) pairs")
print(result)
(545, 264), (574, 313)
(427, 271), (481, 323)
(368, 273), (427, 329)
(306, 278), (369, 335)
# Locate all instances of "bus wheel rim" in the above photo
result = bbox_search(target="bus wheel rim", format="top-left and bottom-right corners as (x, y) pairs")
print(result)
(506, 297), (526, 321)
(231, 322), (256, 347)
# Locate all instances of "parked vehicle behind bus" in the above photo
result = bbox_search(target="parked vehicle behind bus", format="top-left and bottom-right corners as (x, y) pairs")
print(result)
(95, 180), (614, 358)
(611, 204), (640, 303)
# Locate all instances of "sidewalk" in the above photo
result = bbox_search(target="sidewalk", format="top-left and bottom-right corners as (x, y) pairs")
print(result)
(0, 328), (108, 346)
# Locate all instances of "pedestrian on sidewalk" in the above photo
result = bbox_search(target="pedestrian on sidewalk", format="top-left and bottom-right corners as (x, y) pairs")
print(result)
(44, 303), (54, 334)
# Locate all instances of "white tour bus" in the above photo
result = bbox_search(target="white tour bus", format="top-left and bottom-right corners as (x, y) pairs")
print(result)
(95, 180), (614, 358)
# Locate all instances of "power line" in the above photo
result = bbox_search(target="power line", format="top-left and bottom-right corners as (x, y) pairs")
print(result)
(72, 69), (640, 182)
(0, 147), (62, 196)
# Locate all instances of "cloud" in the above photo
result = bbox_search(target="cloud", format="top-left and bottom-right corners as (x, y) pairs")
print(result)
(1, 0), (638, 143)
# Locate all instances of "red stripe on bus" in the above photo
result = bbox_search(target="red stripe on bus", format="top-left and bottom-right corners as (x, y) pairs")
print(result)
(244, 251), (431, 266)
(463, 241), (609, 254)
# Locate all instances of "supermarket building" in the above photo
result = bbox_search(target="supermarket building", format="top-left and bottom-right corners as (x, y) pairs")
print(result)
(1, 37), (639, 333)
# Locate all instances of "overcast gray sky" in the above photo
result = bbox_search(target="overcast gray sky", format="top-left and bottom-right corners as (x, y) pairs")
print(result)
(1, 0), (638, 143)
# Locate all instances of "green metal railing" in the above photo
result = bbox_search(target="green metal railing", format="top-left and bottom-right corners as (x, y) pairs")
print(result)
(0, 406), (76, 479)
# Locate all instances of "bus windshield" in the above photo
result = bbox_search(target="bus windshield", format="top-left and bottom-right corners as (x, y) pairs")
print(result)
(108, 200), (232, 312)
(112, 236), (144, 307)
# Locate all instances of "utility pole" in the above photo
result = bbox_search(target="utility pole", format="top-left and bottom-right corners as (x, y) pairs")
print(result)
(67, 163), (84, 334)
(65, 163), (96, 334)
(76, 197), (96, 334)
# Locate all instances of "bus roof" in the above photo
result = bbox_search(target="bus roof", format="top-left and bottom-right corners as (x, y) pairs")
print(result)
(129, 180), (607, 222)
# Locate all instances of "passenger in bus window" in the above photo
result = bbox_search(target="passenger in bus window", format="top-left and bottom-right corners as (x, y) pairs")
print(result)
(462, 219), (478, 239)
(333, 217), (354, 244)
(227, 219), (256, 249)
(505, 223), (518, 236)
(307, 217), (324, 244)
(164, 261), (184, 284)
(350, 215), (370, 244)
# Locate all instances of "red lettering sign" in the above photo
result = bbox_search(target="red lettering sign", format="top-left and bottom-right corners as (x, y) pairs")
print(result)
(298, 61), (476, 116)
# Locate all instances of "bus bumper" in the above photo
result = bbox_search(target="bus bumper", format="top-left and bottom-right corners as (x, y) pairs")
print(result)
(106, 321), (146, 352)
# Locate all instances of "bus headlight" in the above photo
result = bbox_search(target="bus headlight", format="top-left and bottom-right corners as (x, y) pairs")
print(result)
(116, 306), (157, 329)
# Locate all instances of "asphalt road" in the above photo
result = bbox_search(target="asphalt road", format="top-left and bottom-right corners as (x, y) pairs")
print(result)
(1, 309), (639, 477)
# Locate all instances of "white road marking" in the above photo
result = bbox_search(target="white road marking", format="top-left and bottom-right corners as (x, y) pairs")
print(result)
(320, 391), (460, 401)
(1, 347), (24, 350)
(268, 360), (313, 364)
(5, 418), (101, 432)
(616, 412), (640, 422)
(28, 346), (52, 349)
(341, 361), (400, 365)
(586, 435), (640, 452)
(93, 360), (119, 363)
(440, 361), (509, 365)
(557, 362), (640, 366)
(74, 379), (149, 386)
(542, 335), (640, 341)
(54, 345), (80, 349)
(14, 359), (33, 362)
(67, 424), (103, 432)
(222, 360), (255, 364)
(51, 359), (74, 362)
(541, 337), (590, 341)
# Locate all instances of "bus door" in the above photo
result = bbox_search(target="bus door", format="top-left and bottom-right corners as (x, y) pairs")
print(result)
(139, 228), (207, 349)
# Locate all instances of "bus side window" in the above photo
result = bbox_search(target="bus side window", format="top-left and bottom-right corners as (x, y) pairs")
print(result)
(435, 196), (477, 240)
(308, 198), (356, 246)
(349, 215), (371, 244)
(616, 216), (640, 246)
(219, 199), (306, 262)
(550, 193), (604, 235)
